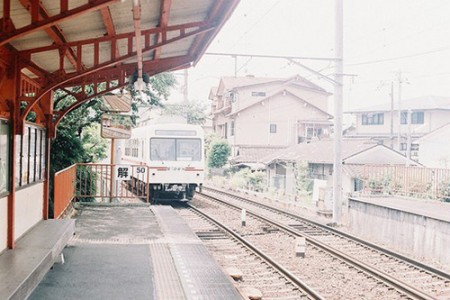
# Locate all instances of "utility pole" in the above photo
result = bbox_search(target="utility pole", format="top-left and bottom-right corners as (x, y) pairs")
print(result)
(390, 82), (394, 149)
(183, 68), (188, 103)
(333, 0), (343, 224)
(396, 71), (403, 151)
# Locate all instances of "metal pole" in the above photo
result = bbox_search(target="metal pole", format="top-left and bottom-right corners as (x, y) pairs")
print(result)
(406, 109), (412, 164)
(390, 82), (394, 149)
(110, 138), (115, 202)
(332, 0), (343, 224)
(397, 72), (402, 151)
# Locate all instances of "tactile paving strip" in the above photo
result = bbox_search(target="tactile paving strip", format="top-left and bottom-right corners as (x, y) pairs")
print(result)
(152, 206), (242, 300)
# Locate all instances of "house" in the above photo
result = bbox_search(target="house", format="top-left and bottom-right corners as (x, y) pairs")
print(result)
(345, 95), (450, 157)
(209, 75), (333, 165)
(260, 139), (419, 196)
(414, 123), (450, 168)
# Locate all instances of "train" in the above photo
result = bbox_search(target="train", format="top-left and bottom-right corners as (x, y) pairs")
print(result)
(121, 123), (204, 202)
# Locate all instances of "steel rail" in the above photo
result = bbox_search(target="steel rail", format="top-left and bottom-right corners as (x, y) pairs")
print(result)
(198, 191), (437, 300)
(203, 186), (450, 280)
(186, 203), (324, 300)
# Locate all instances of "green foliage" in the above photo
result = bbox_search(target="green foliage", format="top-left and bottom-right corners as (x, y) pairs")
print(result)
(80, 124), (108, 162)
(288, 161), (313, 195)
(208, 139), (231, 168)
(162, 100), (208, 125)
(127, 72), (176, 106)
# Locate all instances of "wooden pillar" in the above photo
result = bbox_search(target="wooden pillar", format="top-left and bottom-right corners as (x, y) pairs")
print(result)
(40, 91), (54, 220)
(2, 56), (20, 249)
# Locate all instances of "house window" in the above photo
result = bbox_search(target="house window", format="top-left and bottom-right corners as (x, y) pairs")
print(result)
(400, 143), (407, 151)
(361, 113), (384, 125)
(224, 123), (228, 139)
(251, 91), (266, 97)
(0, 119), (9, 195)
(401, 111), (425, 124)
(400, 111), (408, 124)
(230, 120), (235, 136)
(270, 124), (277, 133)
(16, 124), (46, 187)
(411, 111), (424, 124)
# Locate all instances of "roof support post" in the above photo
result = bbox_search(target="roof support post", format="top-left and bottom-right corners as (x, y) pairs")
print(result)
(41, 92), (53, 219)
(132, 0), (144, 90)
(2, 55), (20, 249)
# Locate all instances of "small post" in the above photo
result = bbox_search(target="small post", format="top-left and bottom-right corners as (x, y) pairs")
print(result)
(295, 237), (306, 258)
(241, 209), (246, 226)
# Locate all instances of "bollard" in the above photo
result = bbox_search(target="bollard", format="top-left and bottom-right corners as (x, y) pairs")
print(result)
(295, 237), (306, 258)
(241, 209), (246, 226)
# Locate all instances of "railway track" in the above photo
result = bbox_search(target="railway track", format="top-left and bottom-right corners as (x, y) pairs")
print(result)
(175, 204), (322, 299)
(194, 187), (450, 299)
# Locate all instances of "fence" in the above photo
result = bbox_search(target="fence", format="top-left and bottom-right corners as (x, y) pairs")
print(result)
(76, 163), (149, 202)
(53, 163), (150, 218)
(54, 164), (77, 219)
(359, 165), (450, 201)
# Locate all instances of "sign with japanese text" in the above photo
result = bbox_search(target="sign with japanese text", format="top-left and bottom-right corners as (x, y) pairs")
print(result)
(114, 165), (131, 181)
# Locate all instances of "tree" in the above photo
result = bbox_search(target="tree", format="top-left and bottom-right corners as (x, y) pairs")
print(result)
(161, 100), (208, 125)
(208, 139), (231, 168)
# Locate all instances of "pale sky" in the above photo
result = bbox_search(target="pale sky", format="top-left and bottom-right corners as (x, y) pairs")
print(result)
(170, 0), (450, 113)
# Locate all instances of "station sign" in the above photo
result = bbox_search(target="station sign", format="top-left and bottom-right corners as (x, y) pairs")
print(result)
(101, 114), (132, 139)
(101, 93), (131, 112)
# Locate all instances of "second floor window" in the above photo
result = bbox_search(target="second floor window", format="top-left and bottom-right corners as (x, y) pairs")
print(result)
(270, 124), (277, 133)
(401, 111), (425, 124)
(252, 91), (266, 97)
(230, 120), (235, 136)
(361, 113), (384, 125)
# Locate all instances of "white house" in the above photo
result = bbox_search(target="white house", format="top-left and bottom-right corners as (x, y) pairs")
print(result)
(414, 123), (450, 168)
(345, 95), (450, 158)
(209, 75), (333, 165)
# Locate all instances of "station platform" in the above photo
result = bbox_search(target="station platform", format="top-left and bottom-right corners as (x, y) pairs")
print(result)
(353, 196), (450, 222)
(28, 204), (243, 300)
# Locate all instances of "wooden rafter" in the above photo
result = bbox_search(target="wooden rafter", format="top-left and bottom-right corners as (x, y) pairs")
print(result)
(0, 0), (118, 46)
(17, 0), (82, 70)
(99, 7), (119, 57)
(20, 23), (214, 121)
(154, 0), (172, 60)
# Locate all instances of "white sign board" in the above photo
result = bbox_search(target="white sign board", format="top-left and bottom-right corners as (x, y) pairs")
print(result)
(115, 165), (131, 181)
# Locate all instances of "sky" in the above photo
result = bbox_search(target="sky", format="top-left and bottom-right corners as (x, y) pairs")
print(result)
(169, 0), (450, 113)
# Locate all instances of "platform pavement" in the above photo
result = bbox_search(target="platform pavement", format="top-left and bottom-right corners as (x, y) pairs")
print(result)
(0, 219), (75, 300)
(29, 204), (243, 300)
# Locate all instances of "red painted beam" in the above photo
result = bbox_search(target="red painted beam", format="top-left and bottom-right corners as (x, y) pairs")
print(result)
(18, 0), (82, 70)
(21, 24), (214, 122)
(190, 0), (240, 65)
(0, 0), (119, 46)
(154, 0), (172, 60)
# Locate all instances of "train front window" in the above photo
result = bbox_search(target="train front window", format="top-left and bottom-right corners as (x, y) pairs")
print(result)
(150, 138), (201, 161)
(177, 139), (201, 161)
(150, 138), (176, 161)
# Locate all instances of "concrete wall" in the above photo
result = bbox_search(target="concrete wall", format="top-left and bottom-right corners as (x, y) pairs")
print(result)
(14, 184), (44, 241)
(348, 198), (450, 266)
(0, 195), (7, 253)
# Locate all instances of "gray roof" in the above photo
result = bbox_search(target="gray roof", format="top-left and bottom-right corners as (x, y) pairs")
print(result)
(260, 139), (378, 165)
(346, 95), (450, 113)
(218, 75), (328, 95)
(231, 145), (287, 164)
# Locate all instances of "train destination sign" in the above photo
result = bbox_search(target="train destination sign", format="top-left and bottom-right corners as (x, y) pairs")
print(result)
(101, 114), (132, 139)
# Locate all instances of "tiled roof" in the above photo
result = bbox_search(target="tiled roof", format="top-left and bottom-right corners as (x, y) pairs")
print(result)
(260, 139), (378, 164)
(231, 145), (287, 164)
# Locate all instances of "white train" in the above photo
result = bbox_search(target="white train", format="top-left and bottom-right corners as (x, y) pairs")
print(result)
(122, 123), (204, 202)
